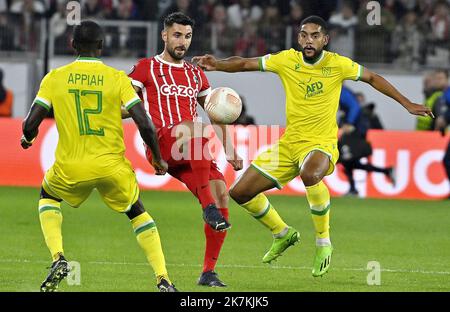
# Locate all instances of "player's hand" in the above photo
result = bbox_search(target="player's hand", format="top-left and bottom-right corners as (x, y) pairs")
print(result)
(20, 135), (35, 149)
(152, 158), (168, 175)
(341, 123), (355, 134)
(191, 54), (217, 71)
(405, 102), (434, 118)
(435, 116), (447, 136)
(227, 152), (243, 171)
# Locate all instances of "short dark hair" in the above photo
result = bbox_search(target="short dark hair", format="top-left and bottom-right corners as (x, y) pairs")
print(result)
(434, 68), (449, 78)
(73, 20), (103, 51)
(164, 12), (195, 29)
(300, 15), (328, 34)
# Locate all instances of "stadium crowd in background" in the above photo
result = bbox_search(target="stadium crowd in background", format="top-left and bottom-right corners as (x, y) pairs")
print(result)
(0, 68), (13, 117)
(0, 0), (449, 67)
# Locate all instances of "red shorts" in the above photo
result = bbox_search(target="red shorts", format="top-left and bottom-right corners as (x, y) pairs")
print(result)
(145, 125), (225, 193)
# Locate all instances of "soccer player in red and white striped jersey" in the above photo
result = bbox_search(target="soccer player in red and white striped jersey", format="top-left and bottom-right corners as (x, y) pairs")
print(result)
(127, 12), (243, 287)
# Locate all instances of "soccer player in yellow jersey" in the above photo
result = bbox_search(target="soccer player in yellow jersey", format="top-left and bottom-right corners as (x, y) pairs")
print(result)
(193, 16), (433, 277)
(21, 21), (177, 292)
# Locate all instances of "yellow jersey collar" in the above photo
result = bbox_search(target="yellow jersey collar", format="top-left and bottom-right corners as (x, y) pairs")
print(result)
(76, 56), (103, 63)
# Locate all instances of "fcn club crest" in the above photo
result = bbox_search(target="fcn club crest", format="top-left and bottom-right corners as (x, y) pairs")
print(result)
(322, 67), (332, 76)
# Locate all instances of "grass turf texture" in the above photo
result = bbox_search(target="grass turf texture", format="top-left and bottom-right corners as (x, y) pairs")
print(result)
(0, 186), (449, 292)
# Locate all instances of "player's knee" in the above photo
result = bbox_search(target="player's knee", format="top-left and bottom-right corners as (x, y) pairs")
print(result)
(229, 185), (250, 205)
(126, 198), (145, 220)
(40, 187), (62, 201)
(300, 171), (322, 186)
(216, 190), (229, 208)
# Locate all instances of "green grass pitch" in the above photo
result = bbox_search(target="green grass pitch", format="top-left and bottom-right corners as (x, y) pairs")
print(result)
(0, 186), (449, 292)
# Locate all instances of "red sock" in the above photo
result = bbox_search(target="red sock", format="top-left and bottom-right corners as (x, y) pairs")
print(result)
(203, 208), (229, 272)
(189, 137), (215, 209)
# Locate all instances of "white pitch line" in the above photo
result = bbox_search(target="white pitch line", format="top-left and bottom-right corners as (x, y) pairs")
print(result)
(1, 258), (449, 275)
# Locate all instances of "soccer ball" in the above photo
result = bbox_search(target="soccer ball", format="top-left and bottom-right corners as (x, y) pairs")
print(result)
(204, 87), (242, 124)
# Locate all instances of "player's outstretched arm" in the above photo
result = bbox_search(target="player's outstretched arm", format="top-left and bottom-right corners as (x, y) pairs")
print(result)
(128, 102), (168, 175)
(21, 104), (48, 149)
(360, 68), (434, 118)
(192, 54), (260, 72)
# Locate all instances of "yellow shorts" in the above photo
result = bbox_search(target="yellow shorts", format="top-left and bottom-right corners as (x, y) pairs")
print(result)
(251, 136), (339, 189)
(42, 161), (140, 213)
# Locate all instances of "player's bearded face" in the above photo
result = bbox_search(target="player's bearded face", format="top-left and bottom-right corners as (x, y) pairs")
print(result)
(298, 24), (328, 61)
(164, 24), (193, 61)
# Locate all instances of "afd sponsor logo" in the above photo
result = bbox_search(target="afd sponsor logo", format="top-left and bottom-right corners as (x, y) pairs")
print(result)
(305, 81), (324, 98)
(160, 84), (198, 98)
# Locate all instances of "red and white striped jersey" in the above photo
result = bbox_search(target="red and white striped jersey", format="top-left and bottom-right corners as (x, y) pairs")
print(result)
(129, 55), (211, 129)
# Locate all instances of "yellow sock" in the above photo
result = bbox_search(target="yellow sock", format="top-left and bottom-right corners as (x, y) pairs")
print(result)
(39, 198), (64, 261)
(305, 181), (331, 242)
(131, 212), (170, 284)
(241, 193), (287, 235)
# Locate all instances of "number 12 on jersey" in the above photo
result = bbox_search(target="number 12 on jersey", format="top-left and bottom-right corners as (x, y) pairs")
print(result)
(69, 89), (104, 136)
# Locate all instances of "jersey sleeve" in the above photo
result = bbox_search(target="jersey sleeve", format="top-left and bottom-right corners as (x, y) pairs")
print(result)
(34, 71), (54, 111)
(338, 55), (363, 81)
(197, 67), (211, 98)
(128, 58), (150, 90)
(119, 71), (142, 111)
(259, 50), (288, 74)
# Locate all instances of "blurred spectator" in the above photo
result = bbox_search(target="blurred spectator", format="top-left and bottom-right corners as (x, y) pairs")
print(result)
(328, 0), (358, 58)
(82, 0), (105, 18)
(356, 0), (396, 63)
(417, 72), (436, 130)
(109, 0), (143, 57)
(133, 0), (158, 21)
(338, 86), (361, 134)
(300, 0), (338, 21)
(0, 0), (6, 12)
(0, 13), (15, 51)
(384, 0), (415, 20)
(0, 68), (13, 117)
(259, 4), (284, 53)
(10, 0), (46, 51)
(158, 0), (174, 18)
(110, 0), (138, 20)
(391, 11), (424, 69)
(261, 0), (291, 18)
(355, 92), (384, 130)
(10, 0), (45, 13)
(234, 20), (266, 57)
(51, 0), (72, 55)
(426, 1), (450, 66)
(286, 1), (305, 48)
(234, 96), (255, 125)
(432, 69), (449, 128)
(201, 0), (221, 22)
(433, 75), (450, 198)
(432, 69), (450, 128)
(163, 0), (204, 24)
(209, 4), (236, 57)
(414, 0), (435, 22)
(430, 1), (450, 44)
(227, 0), (263, 29)
(417, 70), (447, 130)
(338, 86), (394, 196)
